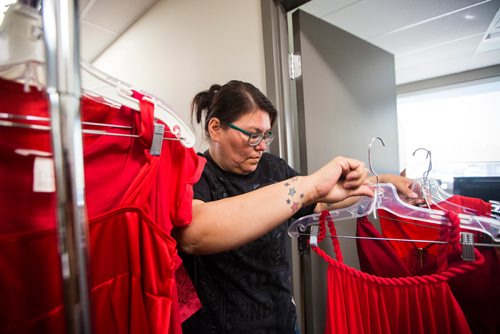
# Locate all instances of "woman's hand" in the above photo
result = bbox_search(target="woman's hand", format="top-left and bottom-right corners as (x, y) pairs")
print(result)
(377, 174), (425, 206)
(311, 156), (374, 204)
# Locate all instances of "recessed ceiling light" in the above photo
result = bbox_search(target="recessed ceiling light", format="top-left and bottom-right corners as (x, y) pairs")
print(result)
(464, 14), (475, 20)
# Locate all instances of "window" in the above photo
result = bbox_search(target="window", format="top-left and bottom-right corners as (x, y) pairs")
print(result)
(397, 77), (500, 193)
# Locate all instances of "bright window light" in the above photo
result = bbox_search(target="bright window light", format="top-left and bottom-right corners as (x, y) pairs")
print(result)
(397, 77), (500, 190)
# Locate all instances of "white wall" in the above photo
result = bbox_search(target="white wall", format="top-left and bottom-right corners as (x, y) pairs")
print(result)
(93, 0), (266, 151)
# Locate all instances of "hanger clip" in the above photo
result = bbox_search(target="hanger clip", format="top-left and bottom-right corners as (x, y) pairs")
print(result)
(150, 123), (165, 156)
(309, 225), (320, 247)
(460, 232), (475, 262)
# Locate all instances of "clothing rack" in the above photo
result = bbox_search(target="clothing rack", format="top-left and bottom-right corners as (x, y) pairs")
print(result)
(41, 0), (91, 333)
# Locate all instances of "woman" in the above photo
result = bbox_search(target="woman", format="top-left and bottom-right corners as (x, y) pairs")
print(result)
(175, 80), (417, 333)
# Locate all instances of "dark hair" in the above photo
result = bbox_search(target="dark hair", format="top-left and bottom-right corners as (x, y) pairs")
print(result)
(191, 80), (277, 138)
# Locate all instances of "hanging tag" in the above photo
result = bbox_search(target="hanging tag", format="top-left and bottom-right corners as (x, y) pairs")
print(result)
(460, 232), (475, 262)
(150, 123), (165, 156)
(33, 157), (55, 193)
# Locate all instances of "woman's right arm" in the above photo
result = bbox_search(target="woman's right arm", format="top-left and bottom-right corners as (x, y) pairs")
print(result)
(175, 156), (374, 255)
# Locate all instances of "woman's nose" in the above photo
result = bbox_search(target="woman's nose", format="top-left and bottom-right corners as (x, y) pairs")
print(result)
(254, 139), (267, 151)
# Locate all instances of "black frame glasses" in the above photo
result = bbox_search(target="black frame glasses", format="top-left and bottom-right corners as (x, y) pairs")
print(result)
(226, 123), (274, 147)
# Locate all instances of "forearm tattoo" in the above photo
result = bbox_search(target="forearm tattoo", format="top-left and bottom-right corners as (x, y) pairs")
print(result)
(284, 177), (304, 212)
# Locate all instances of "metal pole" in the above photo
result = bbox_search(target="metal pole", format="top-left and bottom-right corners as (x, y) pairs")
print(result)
(42, 0), (91, 333)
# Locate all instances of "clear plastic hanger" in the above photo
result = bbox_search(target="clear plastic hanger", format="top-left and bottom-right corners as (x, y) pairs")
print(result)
(288, 138), (500, 243)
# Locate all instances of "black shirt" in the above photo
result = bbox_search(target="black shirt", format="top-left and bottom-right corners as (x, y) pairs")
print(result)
(181, 151), (314, 334)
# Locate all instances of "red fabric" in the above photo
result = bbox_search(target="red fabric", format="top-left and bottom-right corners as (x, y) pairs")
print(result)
(436, 194), (492, 216)
(356, 216), (411, 278)
(313, 211), (482, 334)
(0, 228), (64, 333)
(375, 195), (500, 333)
(377, 195), (492, 274)
(0, 208), (178, 333)
(0, 78), (205, 333)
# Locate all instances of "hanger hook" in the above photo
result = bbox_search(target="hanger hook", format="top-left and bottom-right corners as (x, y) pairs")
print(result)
(368, 136), (385, 184)
(412, 147), (432, 181)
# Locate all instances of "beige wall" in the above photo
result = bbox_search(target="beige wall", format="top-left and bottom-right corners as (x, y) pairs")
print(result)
(93, 0), (266, 151)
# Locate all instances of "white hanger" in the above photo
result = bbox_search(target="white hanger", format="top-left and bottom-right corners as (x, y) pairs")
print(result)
(80, 61), (196, 148)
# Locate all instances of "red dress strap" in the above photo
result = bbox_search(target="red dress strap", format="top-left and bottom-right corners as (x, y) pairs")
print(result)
(312, 210), (485, 285)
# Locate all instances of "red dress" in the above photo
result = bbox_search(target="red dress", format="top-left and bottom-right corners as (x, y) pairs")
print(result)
(370, 196), (500, 333)
(0, 78), (205, 333)
(312, 210), (482, 334)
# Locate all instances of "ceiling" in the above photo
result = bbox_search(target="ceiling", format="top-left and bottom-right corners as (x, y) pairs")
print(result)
(78, 0), (500, 84)
(78, 0), (157, 61)
(0, 0), (157, 61)
(297, 0), (500, 85)
(3, 0), (499, 85)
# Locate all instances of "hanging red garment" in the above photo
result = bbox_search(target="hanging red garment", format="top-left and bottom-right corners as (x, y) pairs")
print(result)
(377, 195), (492, 274)
(0, 208), (180, 333)
(374, 195), (500, 333)
(0, 77), (204, 333)
(312, 210), (483, 334)
(356, 216), (412, 278)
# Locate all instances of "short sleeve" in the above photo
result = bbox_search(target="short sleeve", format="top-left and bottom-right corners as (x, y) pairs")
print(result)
(172, 148), (206, 228)
(193, 172), (211, 203)
(155, 135), (206, 230)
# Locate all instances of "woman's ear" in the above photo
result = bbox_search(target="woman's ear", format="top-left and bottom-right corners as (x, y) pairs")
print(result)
(207, 118), (222, 142)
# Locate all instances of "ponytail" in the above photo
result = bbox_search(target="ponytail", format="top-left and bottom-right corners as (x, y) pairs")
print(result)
(191, 80), (277, 138)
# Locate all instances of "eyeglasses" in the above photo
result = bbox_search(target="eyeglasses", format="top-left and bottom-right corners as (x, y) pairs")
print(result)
(226, 122), (274, 147)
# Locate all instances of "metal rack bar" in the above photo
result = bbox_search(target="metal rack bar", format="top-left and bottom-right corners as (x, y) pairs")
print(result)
(42, 0), (91, 333)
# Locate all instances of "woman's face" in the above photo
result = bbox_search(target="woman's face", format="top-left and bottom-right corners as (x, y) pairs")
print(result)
(216, 108), (272, 175)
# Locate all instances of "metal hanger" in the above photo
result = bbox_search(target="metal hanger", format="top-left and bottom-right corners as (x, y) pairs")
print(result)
(0, 112), (181, 141)
(411, 148), (488, 216)
(368, 136), (385, 186)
